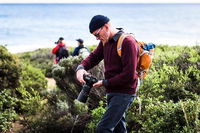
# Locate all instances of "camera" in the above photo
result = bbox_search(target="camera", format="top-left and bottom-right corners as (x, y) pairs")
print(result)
(77, 74), (98, 103)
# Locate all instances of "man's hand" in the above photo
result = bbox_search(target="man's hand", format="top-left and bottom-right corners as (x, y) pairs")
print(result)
(93, 80), (103, 88)
(76, 69), (89, 84)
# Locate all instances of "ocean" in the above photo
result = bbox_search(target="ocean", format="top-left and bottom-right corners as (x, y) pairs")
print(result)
(0, 3), (200, 53)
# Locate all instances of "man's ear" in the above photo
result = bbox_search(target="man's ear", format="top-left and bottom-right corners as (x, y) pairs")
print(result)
(104, 23), (109, 31)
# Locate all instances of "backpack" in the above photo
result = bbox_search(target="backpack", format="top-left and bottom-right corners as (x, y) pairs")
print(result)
(78, 47), (90, 57)
(57, 45), (69, 61)
(117, 33), (156, 80)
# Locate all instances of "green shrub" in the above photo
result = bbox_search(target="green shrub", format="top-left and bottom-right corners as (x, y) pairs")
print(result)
(139, 45), (200, 102)
(20, 64), (47, 93)
(0, 89), (18, 132)
(0, 45), (21, 90)
(19, 104), (74, 133)
(0, 45), (47, 132)
(0, 45), (20, 131)
(15, 63), (47, 115)
(9, 63), (46, 114)
(87, 45), (98, 52)
(73, 100), (88, 115)
(85, 101), (106, 133)
(127, 99), (200, 133)
(140, 64), (198, 102)
(21, 89), (91, 133)
(17, 48), (54, 77)
(16, 86), (42, 115)
(184, 66), (200, 95)
(18, 45), (200, 133)
(153, 45), (200, 72)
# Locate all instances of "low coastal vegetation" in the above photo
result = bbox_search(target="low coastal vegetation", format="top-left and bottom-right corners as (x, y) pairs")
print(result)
(0, 44), (199, 133)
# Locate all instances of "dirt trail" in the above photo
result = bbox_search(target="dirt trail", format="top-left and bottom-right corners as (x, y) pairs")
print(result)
(5, 121), (23, 133)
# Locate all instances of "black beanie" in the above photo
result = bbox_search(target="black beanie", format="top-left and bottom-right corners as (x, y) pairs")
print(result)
(89, 15), (110, 33)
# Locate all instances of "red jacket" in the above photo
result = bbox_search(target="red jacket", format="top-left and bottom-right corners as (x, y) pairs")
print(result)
(52, 42), (65, 54)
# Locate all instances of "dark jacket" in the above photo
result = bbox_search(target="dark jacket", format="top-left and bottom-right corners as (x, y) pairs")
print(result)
(72, 45), (89, 56)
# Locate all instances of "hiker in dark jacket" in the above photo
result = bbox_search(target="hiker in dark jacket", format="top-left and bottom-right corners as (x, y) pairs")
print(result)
(52, 37), (69, 64)
(72, 38), (89, 56)
(76, 15), (139, 133)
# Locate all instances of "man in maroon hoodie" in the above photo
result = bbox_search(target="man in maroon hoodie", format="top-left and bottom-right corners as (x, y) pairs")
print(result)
(76, 15), (139, 133)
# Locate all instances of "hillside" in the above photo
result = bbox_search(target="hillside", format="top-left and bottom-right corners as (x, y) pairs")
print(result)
(0, 44), (199, 133)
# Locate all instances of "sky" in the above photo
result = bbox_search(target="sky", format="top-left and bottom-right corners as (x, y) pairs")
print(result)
(0, 0), (200, 3)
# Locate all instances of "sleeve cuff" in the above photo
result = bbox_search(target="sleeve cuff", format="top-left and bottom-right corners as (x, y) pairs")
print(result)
(76, 65), (85, 72)
(103, 79), (109, 87)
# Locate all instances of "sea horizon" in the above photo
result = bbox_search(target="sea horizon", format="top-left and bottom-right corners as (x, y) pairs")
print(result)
(0, 3), (200, 53)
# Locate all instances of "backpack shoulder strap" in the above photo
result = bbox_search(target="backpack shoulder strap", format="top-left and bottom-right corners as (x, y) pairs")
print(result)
(117, 33), (133, 57)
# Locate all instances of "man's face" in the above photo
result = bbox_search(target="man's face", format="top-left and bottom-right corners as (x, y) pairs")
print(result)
(92, 26), (109, 43)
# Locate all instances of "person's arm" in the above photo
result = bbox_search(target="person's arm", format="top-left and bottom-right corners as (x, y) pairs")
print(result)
(105, 36), (138, 87)
(76, 43), (104, 84)
(79, 43), (104, 71)
(52, 45), (60, 54)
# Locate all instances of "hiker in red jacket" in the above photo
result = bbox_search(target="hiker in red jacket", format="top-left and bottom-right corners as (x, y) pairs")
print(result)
(76, 15), (139, 133)
(52, 37), (69, 64)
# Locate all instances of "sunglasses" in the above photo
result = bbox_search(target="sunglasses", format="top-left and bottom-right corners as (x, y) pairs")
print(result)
(94, 27), (103, 37)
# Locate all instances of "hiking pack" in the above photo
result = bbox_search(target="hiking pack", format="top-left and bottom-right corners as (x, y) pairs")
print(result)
(78, 47), (90, 55)
(117, 33), (156, 80)
(57, 45), (69, 61)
